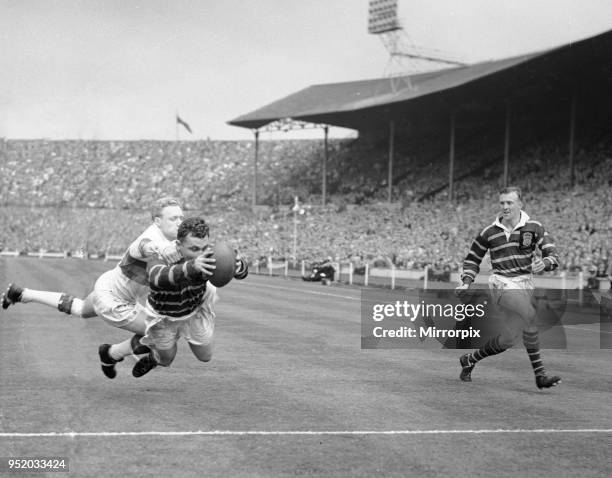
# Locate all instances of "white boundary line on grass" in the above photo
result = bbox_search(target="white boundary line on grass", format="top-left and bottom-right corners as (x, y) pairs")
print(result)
(1, 429), (612, 438)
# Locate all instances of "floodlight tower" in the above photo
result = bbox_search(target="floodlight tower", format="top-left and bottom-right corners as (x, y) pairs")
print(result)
(368, 0), (466, 91)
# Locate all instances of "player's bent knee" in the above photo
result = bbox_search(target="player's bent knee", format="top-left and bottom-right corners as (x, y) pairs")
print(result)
(196, 353), (212, 363)
(156, 354), (175, 367)
(155, 347), (177, 367)
(189, 343), (213, 362)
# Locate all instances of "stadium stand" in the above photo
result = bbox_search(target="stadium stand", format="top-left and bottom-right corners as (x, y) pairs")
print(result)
(0, 132), (610, 282)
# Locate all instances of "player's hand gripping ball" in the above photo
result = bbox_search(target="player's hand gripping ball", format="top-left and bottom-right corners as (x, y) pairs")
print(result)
(209, 242), (236, 287)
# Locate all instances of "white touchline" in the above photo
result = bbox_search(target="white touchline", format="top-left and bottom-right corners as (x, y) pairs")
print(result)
(1, 429), (612, 437)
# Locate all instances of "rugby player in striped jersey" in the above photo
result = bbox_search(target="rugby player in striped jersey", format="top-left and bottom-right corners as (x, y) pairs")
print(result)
(103, 216), (248, 378)
(455, 187), (562, 389)
(2, 197), (185, 377)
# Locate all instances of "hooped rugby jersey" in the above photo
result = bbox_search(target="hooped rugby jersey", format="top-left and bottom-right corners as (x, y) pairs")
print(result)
(147, 257), (207, 318)
(461, 211), (559, 282)
(146, 256), (249, 318)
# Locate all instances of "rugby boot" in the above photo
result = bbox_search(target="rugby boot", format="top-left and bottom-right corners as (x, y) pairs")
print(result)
(536, 374), (562, 389)
(459, 354), (476, 382)
(132, 351), (157, 378)
(98, 344), (123, 379)
(1, 283), (23, 310)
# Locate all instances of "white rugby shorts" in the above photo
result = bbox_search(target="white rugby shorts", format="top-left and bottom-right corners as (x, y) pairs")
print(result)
(90, 268), (149, 327)
(140, 285), (218, 350)
(488, 274), (536, 323)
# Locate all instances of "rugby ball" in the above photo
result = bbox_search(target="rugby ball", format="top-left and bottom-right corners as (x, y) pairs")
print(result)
(209, 242), (236, 287)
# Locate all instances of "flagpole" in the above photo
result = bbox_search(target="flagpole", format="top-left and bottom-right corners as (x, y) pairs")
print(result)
(175, 110), (179, 141)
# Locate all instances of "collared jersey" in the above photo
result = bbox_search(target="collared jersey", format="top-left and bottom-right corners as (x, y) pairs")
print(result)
(461, 211), (559, 282)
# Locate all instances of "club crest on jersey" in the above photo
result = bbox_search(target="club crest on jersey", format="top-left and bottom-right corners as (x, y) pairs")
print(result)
(520, 231), (534, 249)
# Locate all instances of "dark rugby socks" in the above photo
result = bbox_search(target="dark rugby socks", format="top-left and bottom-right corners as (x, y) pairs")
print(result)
(523, 330), (546, 377)
(109, 335), (150, 361)
(466, 335), (507, 365)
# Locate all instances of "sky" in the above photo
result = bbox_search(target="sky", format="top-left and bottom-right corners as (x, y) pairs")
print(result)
(1, 0), (612, 141)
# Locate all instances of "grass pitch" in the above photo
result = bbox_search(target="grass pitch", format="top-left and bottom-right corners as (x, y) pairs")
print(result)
(1, 257), (611, 477)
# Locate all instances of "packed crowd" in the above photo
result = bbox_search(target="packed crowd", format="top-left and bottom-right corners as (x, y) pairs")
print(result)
(0, 138), (341, 210)
(0, 135), (610, 279)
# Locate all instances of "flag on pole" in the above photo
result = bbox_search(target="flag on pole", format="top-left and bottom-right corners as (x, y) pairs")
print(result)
(176, 115), (192, 134)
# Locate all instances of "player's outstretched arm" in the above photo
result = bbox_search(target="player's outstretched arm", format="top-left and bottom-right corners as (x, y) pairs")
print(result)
(129, 238), (182, 263)
(129, 238), (159, 260)
(148, 256), (212, 287)
(158, 242), (183, 263)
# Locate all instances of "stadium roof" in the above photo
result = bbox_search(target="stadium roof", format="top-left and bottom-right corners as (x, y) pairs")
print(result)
(228, 29), (612, 131)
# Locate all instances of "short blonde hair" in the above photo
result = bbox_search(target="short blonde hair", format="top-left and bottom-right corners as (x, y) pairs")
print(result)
(151, 197), (182, 220)
(499, 186), (522, 201)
